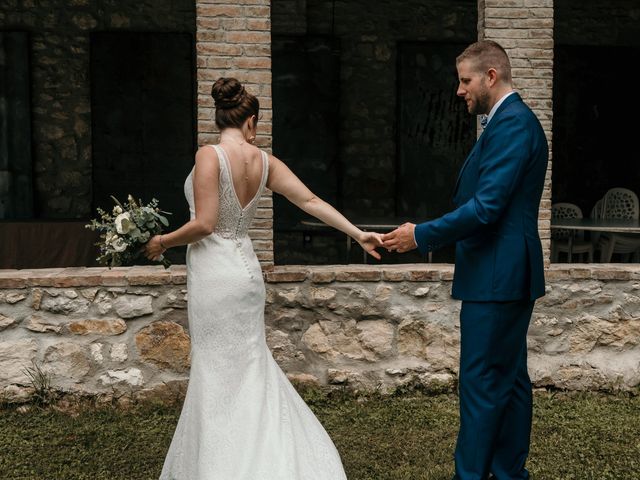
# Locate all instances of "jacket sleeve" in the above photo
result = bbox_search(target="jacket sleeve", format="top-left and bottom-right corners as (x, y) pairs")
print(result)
(414, 113), (531, 255)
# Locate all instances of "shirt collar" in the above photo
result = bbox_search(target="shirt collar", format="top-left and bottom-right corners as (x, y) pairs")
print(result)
(481, 90), (516, 128)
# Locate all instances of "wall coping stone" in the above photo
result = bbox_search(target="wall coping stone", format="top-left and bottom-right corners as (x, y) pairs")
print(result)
(1, 264), (640, 288)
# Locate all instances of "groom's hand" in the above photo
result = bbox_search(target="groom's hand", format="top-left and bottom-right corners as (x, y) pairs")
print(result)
(382, 223), (417, 253)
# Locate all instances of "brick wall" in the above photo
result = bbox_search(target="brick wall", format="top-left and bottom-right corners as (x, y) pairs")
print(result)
(195, 0), (274, 267)
(478, 0), (554, 265)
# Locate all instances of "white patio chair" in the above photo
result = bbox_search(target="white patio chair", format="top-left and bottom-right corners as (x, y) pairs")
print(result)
(551, 202), (594, 263)
(589, 198), (604, 249)
(598, 188), (640, 262)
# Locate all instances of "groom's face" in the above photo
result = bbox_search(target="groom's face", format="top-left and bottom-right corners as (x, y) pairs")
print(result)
(456, 59), (491, 115)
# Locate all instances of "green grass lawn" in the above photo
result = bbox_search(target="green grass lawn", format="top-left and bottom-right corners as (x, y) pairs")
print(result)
(0, 390), (638, 479)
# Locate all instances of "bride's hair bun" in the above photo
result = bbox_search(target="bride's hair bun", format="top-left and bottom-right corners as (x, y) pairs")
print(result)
(212, 78), (246, 110)
(211, 77), (260, 130)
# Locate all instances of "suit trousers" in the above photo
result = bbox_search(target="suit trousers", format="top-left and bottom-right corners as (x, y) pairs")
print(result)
(453, 299), (535, 480)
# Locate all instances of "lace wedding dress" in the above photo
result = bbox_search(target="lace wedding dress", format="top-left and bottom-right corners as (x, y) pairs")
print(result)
(159, 145), (347, 480)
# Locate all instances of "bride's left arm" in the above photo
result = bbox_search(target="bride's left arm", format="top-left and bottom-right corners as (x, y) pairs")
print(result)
(266, 154), (383, 260)
(144, 147), (220, 260)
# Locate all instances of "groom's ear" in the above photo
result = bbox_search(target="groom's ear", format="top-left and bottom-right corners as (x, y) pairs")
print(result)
(486, 68), (498, 87)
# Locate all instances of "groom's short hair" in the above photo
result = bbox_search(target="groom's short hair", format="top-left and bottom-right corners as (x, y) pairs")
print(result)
(457, 40), (512, 84)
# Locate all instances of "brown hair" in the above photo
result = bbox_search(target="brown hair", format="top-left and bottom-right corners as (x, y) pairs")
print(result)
(211, 77), (260, 130)
(456, 40), (512, 83)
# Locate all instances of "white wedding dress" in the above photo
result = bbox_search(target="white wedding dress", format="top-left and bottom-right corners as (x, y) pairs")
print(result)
(159, 145), (347, 480)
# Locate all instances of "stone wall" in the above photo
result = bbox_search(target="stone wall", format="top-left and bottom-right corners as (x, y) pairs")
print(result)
(1, 265), (639, 402)
(0, 0), (195, 219)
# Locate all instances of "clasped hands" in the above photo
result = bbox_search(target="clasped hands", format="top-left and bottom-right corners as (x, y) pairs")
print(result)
(359, 222), (417, 259)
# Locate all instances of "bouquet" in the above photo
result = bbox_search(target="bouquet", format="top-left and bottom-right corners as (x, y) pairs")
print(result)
(86, 195), (172, 268)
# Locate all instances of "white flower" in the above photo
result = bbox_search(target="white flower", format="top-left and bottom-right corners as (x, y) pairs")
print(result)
(110, 236), (127, 252)
(113, 205), (123, 215)
(115, 212), (135, 235)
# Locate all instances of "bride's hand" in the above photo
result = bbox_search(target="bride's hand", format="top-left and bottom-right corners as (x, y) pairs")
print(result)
(144, 235), (166, 261)
(356, 231), (384, 260)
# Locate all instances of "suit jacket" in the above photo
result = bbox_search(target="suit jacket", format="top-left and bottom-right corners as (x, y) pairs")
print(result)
(414, 93), (548, 301)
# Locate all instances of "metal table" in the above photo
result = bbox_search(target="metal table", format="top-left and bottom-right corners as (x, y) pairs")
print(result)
(550, 218), (640, 258)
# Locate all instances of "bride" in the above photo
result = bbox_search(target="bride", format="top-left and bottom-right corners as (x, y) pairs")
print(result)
(144, 77), (382, 479)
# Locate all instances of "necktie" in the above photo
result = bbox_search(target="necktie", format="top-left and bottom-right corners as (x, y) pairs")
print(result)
(480, 114), (489, 129)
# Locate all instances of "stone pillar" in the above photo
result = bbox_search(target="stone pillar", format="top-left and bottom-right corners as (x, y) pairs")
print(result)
(195, 0), (274, 268)
(478, 0), (554, 266)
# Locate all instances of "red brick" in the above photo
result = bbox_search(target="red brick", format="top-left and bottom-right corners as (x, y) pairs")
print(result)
(244, 5), (270, 16)
(0, 273), (27, 289)
(170, 269), (188, 285)
(544, 268), (571, 281)
(336, 269), (382, 282)
(127, 267), (172, 286)
(241, 44), (271, 57)
(255, 207), (273, 219)
(53, 268), (102, 287)
(407, 269), (442, 282)
(569, 268), (592, 279)
(591, 269), (633, 281)
(225, 31), (270, 44)
(247, 18), (270, 31)
(25, 268), (66, 287)
(254, 136), (272, 148)
(204, 57), (233, 69)
(256, 250), (274, 262)
(196, 5), (243, 17)
(196, 43), (242, 56)
(196, 31), (225, 42)
(195, 17), (220, 30)
(242, 70), (272, 84)
(382, 269), (406, 282)
(440, 269), (455, 281)
(257, 196), (273, 208)
(251, 240), (273, 251)
(310, 270), (336, 284)
(100, 268), (129, 286)
(227, 0), (270, 4)
(248, 229), (272, 240)
(233, 57), (271, 69)
(265, 270), (308, 283)
(219, 18), (248, 30)
(250, 219), (273, 229)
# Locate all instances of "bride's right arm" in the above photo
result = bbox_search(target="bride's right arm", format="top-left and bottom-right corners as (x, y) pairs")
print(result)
(266, 154), (382, 260)
(144, 147), (219, 259)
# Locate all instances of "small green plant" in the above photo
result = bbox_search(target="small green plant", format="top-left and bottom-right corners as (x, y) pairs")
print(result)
(21, 360), (55, 406)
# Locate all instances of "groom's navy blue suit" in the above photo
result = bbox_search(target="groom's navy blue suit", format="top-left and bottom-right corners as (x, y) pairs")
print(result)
(414, 92), (548, 480)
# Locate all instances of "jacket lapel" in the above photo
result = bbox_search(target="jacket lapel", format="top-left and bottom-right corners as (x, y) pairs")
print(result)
(452, 93), (523, 198)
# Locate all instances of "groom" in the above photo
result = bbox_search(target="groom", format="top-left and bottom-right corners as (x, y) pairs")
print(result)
(383, 40), (548, 479)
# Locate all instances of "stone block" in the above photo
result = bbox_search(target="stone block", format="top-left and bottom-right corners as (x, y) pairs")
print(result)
(0, 314), (18, 331)
(67, 318), (127, 336)
(99, 368), (144, 387)
(43, 342), (91, 383)
(135, 321), (191, 372)
(0, 339), (38, 384)
(113, 295), (153, 319)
